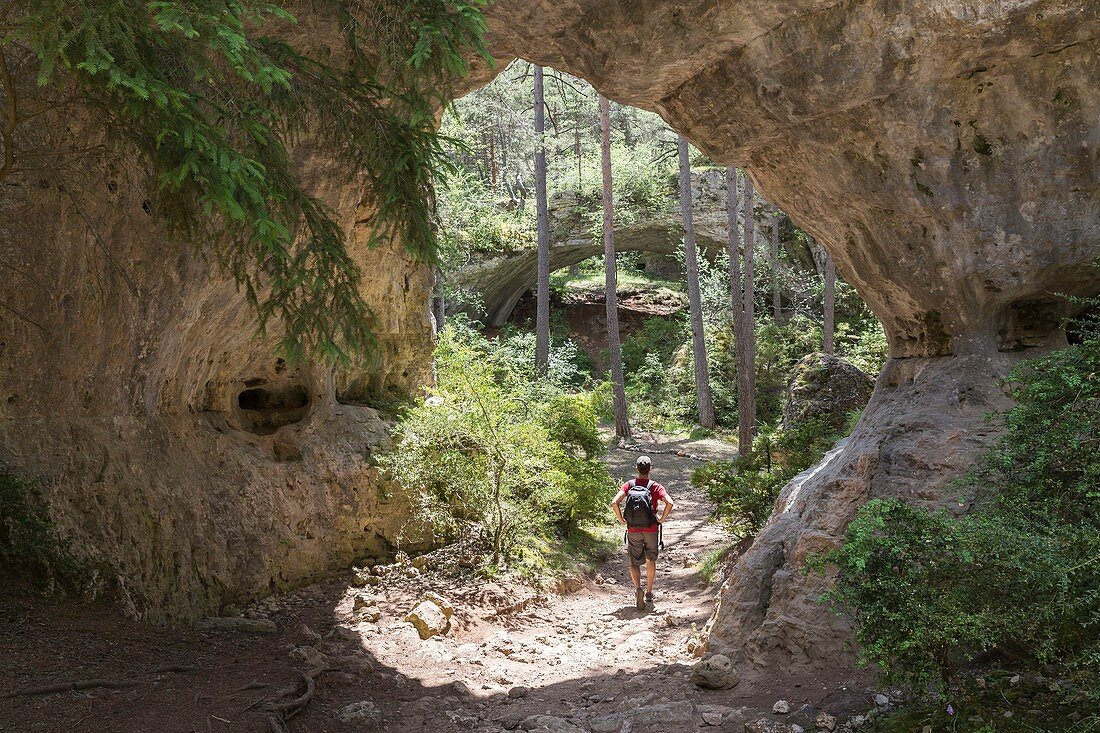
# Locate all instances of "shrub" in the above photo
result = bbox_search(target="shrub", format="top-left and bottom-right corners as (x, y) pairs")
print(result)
(380, 324), (614, 565)
(822, 333), (1100, 699)
(694, 416), (842, 537)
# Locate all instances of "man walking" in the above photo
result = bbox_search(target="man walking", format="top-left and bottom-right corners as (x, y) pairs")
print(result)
(611, 456), (675, 610)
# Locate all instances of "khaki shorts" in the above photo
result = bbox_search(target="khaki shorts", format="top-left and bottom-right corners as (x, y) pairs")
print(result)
(626, 532), (659, 566)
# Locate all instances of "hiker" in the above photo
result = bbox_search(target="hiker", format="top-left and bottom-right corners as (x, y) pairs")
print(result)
(610, 455), (675, 610)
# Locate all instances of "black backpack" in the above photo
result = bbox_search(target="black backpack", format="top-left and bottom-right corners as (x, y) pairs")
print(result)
(623, 479), (656, 529)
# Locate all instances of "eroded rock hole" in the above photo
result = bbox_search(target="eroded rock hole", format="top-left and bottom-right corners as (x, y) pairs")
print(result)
(237, 385), (310, 435)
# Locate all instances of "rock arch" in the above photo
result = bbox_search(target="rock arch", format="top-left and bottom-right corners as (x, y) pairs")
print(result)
(480, 0), (1100, 680)
(0, 2), (1093, 673)
(455, 170), (734, 325)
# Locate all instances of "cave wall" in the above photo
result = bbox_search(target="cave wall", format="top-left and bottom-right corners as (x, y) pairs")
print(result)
(0, 67), (437, 622)
(480, 0), (1100, 679)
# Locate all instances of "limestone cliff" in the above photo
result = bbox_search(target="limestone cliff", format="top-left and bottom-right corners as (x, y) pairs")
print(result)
(480, 0), (1100, 679)
(1, 2), (1097, 679)
(0, 82), (437, 624)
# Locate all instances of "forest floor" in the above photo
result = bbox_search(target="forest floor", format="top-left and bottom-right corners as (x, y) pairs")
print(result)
(0, 433), (878, 733)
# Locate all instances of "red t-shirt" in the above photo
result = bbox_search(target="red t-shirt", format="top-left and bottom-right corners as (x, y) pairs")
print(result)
(619, 478), (668, 533)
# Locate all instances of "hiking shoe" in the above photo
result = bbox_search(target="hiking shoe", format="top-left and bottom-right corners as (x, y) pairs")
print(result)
(645, 590), (653, 604)
(635, 586), (645, 611)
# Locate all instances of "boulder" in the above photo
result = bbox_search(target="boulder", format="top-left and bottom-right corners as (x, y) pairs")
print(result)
(781, 352), (874, 433)
(337, 701), (383, 727)
(404, 600), (450, 640)
(691, 654), (740, 690)
(420, 591), (455, 618)
(745, 718), (790, 733)
(590, 701), (696, 733)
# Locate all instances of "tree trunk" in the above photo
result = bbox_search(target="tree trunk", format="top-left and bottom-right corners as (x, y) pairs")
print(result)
(678, 136), (715, 429)
(534, 65), (551, 372)
(739, 174), (757, 459)
(575, 125), (582, 192)
(488, 123), (497, 189)
(770, 206), (782, 324)
(600, 95), (631, 440)
(725, 167), (744, 341)
(823, 245), (836, 354)
(432, 268), (446, 333)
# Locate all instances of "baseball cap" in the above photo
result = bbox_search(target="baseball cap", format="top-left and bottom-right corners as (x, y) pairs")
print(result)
(636, 455), (652, 469)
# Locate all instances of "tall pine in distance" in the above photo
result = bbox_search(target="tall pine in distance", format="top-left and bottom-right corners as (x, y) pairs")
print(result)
(678, 135), (715, 429)
(738, 174), (758, 458)
(726, 168), (744, 343)
(770, 205), (783, 324)
(533, 65), (550, 372)
(823, 245), (836, 354)
(600, 94), (631, 440)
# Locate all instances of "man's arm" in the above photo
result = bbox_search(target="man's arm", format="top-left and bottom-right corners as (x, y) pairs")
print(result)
(658, 491), (676, 523)
(610, 488), (627, 525)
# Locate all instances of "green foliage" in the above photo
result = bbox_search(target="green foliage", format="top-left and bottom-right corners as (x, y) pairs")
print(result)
(622, 315), (687, 373)
(380, 322), (614, 566)
(0, 473), (85, 590)
(822, 334), (1100, 701)
(437, 60), (677, 268)
(12, 0), (488, 362)
(696, 541), (739, 585)
(694, 416), (842, 537)
(835, 302), (889, 375)
(437, 169), (534, 255)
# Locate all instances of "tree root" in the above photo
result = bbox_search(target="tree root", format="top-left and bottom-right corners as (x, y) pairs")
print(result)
(3, 679), (148, 697)
(3, 666), (199, 698)
(261, 666), (329, 732)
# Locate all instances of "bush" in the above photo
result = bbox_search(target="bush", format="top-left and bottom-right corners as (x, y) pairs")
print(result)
(693, 416), (842, 537)
(380, 323), (615, 565)
(822, 333), (1100, 700)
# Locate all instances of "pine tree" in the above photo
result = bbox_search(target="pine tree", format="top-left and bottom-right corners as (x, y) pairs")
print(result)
(5, 0), (490, 363)
(771, 205), (783, 324)
(823, 245), (837, 354)
(533, 64), (550, 372)
(600, 94), (631, 440)
(726, 167), (744, 347)
(739, 174), (758, 459)
(678, 135), (715, 428)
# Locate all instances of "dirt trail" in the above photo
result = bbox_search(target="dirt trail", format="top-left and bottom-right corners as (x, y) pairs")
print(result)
(355, 434), (737, 719)
(1, 433), (877, 733)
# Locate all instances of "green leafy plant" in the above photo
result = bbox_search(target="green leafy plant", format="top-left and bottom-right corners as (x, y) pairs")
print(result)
(822, 330), (1100, 702)
(7, 0), (489, 362)
(694, 416), (842, 537)
(380, 322), (614, 566)
(0, 473), (85, 590)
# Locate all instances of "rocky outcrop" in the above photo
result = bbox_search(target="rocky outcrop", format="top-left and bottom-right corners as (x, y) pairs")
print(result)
(454, 170), (731, 324)
(478, 0), (1100, 681)
(2, 0), (1097, 679)
(781, 353), (875, 433)
(0, 14), (438, 622)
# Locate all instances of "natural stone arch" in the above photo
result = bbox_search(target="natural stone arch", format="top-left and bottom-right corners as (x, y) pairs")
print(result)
(453, 169), (736, 325)
(457, 224), (724, 326)
(480, 0), (1100, 681)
